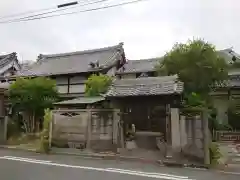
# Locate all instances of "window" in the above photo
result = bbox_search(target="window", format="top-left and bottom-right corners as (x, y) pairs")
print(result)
(55, 77), (68, 85)
(69, 84), (85, 93)
(57, 85), (68, 94)
(69, 76), (86, 84)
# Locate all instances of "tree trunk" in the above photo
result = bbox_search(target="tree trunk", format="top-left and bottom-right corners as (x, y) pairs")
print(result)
(22, 112), (29, 133)
(32, 111), (35, 133)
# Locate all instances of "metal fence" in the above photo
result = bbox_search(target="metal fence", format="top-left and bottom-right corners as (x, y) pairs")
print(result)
(213, 130), (240, 142)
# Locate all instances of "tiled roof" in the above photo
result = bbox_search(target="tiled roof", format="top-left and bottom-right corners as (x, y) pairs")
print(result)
(116, 49), (239, 75)
(19, 43), (125, 77)
(218, 49), (240, 64)
(217, 49), (240, 87)
(116, 58), (162, 74)
(105, 75), (183, 97)
(0, 52), (18, 69)
(54, 96), (105, 105)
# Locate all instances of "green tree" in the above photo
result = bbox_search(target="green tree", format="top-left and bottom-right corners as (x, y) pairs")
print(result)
(9, 77), (59, 133)
(156, 39), (228, 98)
(85, 74), (112, 97)
(156, 39), (227, 165)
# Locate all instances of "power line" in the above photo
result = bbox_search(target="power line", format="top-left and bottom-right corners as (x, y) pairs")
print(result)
(1, 0), (110, 23)
(57, 1), (79, 8)
(0, 0), (149, 24)
(0, 0), (99, 20)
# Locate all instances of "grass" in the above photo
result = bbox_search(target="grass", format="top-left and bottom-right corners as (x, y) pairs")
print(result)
(7, 133), (41, 150)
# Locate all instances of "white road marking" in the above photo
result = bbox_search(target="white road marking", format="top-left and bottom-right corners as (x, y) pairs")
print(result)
(184, 167), (207, 171)
(217, 170), (240, 175)
(0, 156), (195, 180)
(108, 168), (189, 179)
(1, 156), (52, 163)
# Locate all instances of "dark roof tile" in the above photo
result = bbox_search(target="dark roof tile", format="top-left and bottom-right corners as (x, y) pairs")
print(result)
(218, 49), (240, 64)
(19, 43), (124, 76)
(117, 58), (161, 74)
(54, 96), (105, 105)
(105, 75), (183, 97)
(116, 49), (239, 75)
(0, 52), (18, 69)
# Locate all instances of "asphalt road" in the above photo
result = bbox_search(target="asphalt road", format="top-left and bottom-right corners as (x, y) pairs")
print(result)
(0, 149), (239, 180)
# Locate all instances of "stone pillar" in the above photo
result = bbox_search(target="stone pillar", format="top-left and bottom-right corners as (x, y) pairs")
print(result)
(86, 110), (92, 149)
(113, 110), (120, 144)
(180, 115), (187, 149)
(170, 108), (181, 152)
(0, 95), (3, 116)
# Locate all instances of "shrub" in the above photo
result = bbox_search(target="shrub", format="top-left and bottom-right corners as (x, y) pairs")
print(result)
(39, 109), (52, 153)
(209, 142), (222, 166)
(85, 74), (112, 96)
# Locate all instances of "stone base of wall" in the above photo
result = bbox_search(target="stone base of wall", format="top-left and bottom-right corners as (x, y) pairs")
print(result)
(182, 143), (204, 163)
(90, 140), (117, 152)
(51, 139), (86, 149)
(135, 135), (157, 150)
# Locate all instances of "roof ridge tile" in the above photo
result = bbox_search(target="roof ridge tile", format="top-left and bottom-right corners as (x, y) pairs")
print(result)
(38, 42), (123, 60)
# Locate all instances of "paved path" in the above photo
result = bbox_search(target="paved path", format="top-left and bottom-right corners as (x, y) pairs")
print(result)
(0, 149), (239, 180)
(218, 142), (240, 166)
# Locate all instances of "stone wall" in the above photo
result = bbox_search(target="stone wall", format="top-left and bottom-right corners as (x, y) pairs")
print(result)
(52, 110), (88, 144)
(180, 115), (204, 160)
(51, 109), (120, 152)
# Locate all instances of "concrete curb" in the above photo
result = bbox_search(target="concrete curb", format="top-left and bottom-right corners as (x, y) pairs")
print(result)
(2, 145), (240, 175)
(0, 145), (214, 170)
(50, 150), (209, 169)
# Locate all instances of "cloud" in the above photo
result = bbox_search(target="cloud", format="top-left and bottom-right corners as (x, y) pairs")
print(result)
(0, 0), (239, 62)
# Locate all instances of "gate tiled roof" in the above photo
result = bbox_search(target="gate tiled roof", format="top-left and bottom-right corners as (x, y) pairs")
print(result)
(54, 96), (105, 105)
(105, 75), (183, 97)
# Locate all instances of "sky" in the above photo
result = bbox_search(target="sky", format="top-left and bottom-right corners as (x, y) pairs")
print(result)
(0, 0), (239, 63)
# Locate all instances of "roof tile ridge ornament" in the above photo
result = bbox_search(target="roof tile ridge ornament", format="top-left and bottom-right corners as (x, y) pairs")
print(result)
(99, 50), (122, 69)
(9, 52), (17, 58)
(37, 54), (44, 62)
(39, 42), (125, 59)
